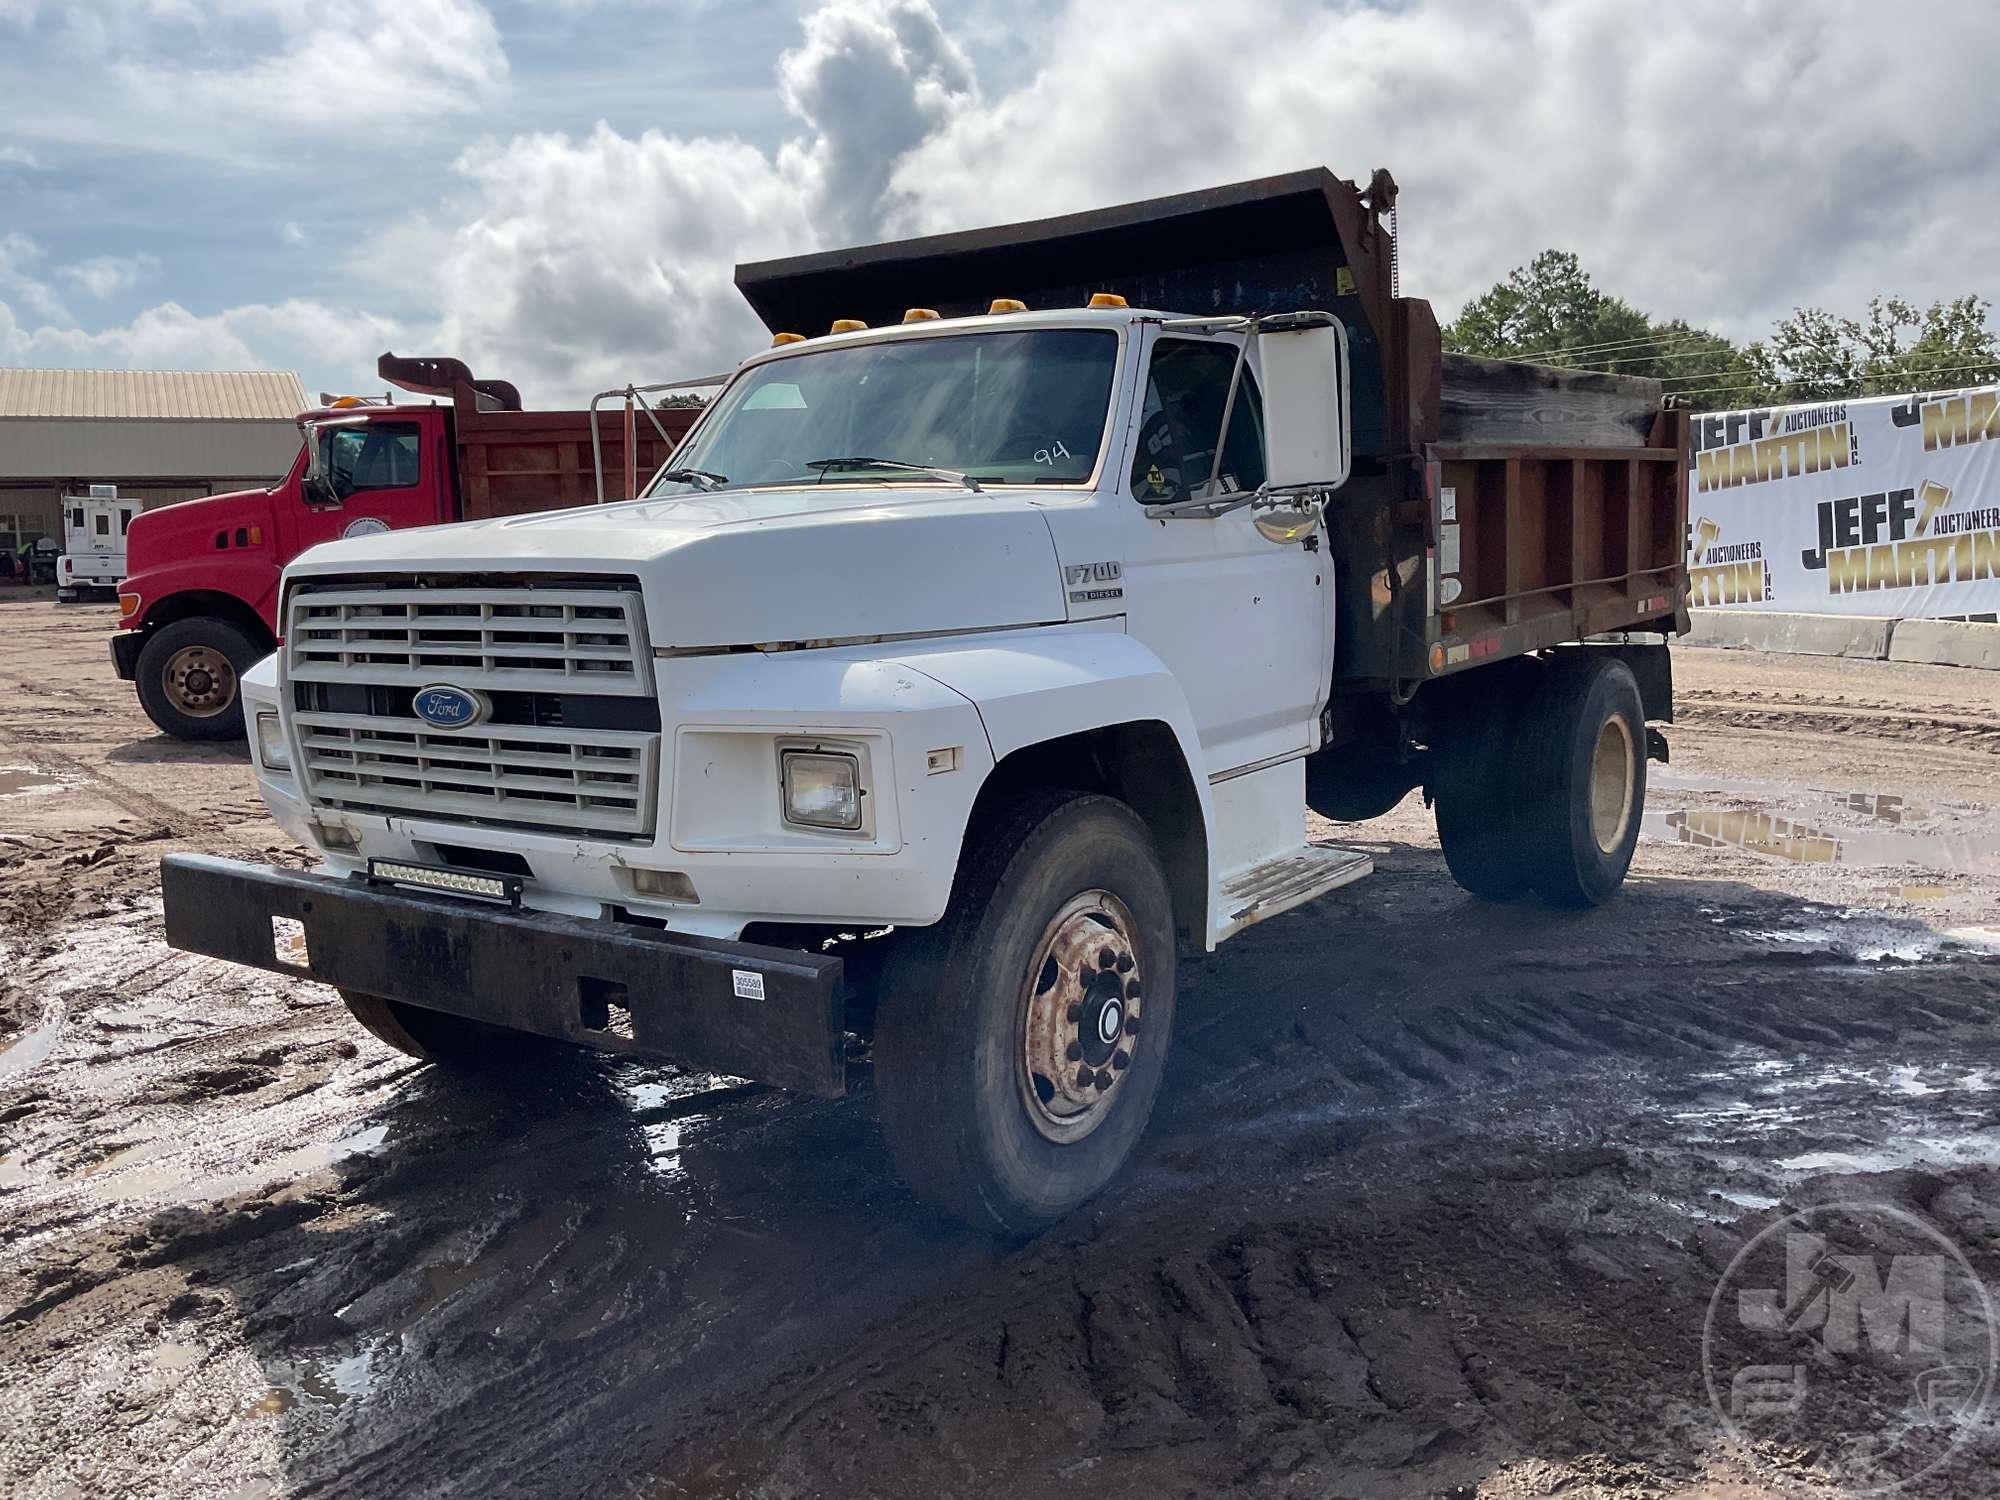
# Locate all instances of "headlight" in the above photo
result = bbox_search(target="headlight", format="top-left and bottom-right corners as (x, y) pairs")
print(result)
(256, 710), (291, 772)
(780, 749), (862, 830)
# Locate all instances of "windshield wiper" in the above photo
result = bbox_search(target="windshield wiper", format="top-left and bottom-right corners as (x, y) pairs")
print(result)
(806, 457), (984, 494)
(656, 466), (728, 492)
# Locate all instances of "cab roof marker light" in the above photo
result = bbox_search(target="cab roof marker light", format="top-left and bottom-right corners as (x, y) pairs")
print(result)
(829, 318), (868, 333)
(903, 308), (940, 322)
(1088, 292), (1128, 308)
(771, 331), (807, 346)
(988, 298), (1027, 314)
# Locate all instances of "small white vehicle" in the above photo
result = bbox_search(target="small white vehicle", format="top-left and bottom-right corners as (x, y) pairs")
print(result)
(165, 170), (1690, 1232)
(56, 485), (142, 602)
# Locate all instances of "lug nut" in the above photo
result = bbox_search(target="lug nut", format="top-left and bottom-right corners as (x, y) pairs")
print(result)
(1112, 1049), (1131, 1071)
(1097, 947), (1117, 969)
(1125, 1015), (1140, 1036)
(1075, 1067), (1095, 1090)
(1124, 982), (1141, 1001)
(1095, 1070), (1115, 1090)
(1066, 1001), (1083, 1024)
(1115, 953), (1134, 973)
(1066, 1041), (1083, 1062)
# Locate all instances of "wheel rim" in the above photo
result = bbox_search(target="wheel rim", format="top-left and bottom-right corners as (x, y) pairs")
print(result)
(1588, 715), (1636, 853)
(1018, 889), (1144, 1144)
(162, 645), (236, 718)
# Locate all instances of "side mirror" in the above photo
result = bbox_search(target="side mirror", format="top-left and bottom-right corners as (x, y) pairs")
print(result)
(1258, 318), (1351, 494)
(300, 417), (366, 508)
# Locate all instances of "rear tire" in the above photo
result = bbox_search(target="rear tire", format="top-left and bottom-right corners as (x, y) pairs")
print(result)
(134, 617), (264, 742)
(872, 789), (1177, 1235)
(1432, 670), (1537, 900)
(1510, 655), (1647, 908)
(339, 989), (541, 1064)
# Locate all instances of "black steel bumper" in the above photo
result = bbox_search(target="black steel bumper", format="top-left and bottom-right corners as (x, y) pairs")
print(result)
(110, 630), (142, 681)
(161, 853), (848, 1096)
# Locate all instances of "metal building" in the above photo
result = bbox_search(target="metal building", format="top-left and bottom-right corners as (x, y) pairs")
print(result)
(0, 368), (307, 553)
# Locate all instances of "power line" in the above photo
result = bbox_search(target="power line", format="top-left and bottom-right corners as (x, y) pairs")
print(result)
(1679, 361), (2000, 405)
(1517, 329), (1715, 361)
(1562, 345), (1755, 371)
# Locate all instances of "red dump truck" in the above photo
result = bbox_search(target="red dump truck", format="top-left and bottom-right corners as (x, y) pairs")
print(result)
(111, 354), (697, 740)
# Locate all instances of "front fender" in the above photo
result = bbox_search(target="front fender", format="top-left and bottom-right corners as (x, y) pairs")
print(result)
(885, 624), (1217, 881)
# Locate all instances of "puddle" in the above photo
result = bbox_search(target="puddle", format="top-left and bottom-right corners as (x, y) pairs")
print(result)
(1643, 775), (2000, 877)
(1778, 1132), (2000, 1175)
(90, 1121), (390, 1205)
(0, 764), (61, 798)
(0, 1001), (64, 1083)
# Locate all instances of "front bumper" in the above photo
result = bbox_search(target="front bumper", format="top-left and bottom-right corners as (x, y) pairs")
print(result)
(161, 853), (848, 1096)
(110, 630), (142, 680)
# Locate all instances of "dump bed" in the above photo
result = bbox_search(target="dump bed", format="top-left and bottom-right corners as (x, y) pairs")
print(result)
(378, 354), (698, 518)
(736, 169), (1689, 691)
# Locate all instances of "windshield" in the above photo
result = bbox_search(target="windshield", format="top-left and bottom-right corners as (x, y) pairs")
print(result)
(648, 328), (1119, 494)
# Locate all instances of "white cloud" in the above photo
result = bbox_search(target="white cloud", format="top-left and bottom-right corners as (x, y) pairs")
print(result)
(6, 0), (505, 155)
(0, 295), (406, 392)
(0, 144), (40, 169)
(0, 233), (70, 324)
(887, 0), (2000, 341)
(58, 251), (161, 299)
(406, 0), (970, 401)
(279, 220), (310, 247)
(10, 0), (2000, 407)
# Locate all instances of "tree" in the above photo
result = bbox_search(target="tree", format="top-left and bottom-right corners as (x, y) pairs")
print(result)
(1443, 251), (1768, 410)
(1746, 295), (2000, 403)
(1446, 253), (1997, 410)
(1445, 250), (1650, 362)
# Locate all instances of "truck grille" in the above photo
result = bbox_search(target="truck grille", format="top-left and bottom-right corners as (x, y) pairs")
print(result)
(287, 585), (650, 695)
(286, 582), (659, 839)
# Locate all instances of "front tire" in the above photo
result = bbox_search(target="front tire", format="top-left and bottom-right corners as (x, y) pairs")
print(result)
(134, 617), (264, 741)
(339, 989), (540, 1064)
(873, 790), (1177, 1235)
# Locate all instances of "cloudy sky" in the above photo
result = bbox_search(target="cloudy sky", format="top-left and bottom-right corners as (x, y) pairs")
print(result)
(1, 0), (1994, 405)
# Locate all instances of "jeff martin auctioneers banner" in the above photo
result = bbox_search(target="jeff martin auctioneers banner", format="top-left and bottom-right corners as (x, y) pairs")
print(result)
(1687, 385), (2000, 618)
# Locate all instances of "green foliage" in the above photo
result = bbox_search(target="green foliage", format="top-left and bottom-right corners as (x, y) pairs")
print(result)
(1443, 256), (1996, 412)
(1745, 296), (2000, 403)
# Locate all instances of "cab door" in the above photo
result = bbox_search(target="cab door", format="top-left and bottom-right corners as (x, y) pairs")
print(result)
(1115, 327), (1332, 776)
(283, 413), (441, 556)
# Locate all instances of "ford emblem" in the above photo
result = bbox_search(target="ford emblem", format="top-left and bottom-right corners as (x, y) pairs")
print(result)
(412, 684), (487, 729)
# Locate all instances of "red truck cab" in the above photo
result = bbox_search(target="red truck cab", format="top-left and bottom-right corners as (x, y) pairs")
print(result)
(111, 354), (692, 740)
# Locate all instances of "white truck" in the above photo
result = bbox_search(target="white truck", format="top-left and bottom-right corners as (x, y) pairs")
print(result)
(163, 170), (1690, 1232)
(56, 484), (142, 602)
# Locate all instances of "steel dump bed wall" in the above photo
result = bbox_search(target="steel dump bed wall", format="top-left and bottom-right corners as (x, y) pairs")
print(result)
(378, 352), (697, 518)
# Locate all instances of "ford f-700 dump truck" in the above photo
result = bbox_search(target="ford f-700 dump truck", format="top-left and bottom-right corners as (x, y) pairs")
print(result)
(161, 169), (1689, 1232)
(112, 353), (694, 741)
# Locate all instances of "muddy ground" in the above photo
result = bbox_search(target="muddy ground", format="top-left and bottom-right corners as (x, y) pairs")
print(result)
(2, 597), (1998, 1499)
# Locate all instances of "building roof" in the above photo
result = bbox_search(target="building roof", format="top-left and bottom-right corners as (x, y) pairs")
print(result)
(0, 367), (308, 421)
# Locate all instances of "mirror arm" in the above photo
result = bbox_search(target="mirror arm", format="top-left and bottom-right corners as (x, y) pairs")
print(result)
(1206, 329), (1253, 500)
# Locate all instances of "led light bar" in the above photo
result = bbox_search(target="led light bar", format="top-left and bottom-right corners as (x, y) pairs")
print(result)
(365, 859), (522, 906)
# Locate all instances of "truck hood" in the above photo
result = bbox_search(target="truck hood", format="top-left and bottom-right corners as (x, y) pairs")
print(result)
(126, 485), (275, 578)
(285, 487), (1068, 650)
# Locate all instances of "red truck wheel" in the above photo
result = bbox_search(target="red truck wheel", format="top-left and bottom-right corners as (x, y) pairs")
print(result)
(134, 618), (262, 742)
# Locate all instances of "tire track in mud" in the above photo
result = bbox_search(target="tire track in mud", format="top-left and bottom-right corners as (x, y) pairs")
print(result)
(1676, 690), (2000, 753)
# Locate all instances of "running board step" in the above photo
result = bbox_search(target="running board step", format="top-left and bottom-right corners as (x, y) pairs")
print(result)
(1219, 844), (1373, 940)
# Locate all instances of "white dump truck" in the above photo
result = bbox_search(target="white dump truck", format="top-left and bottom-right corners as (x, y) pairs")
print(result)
(163, 170), (1690, 1232)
